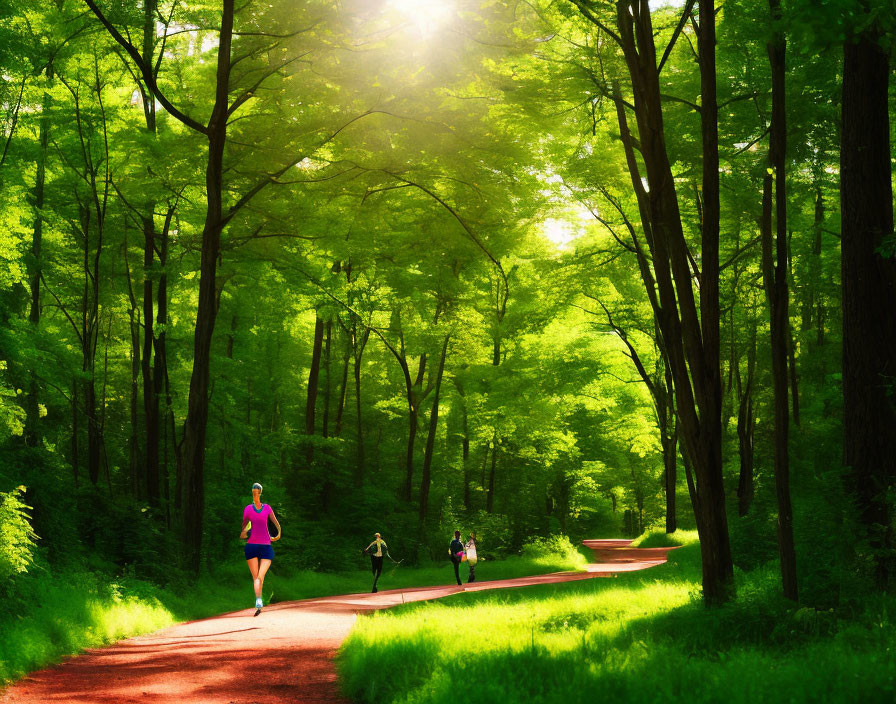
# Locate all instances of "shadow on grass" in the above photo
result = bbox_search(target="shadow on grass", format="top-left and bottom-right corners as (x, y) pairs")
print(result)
(341, 604), (895, 704)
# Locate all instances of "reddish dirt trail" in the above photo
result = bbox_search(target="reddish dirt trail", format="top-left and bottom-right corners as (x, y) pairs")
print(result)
(2, 539), (675, 704)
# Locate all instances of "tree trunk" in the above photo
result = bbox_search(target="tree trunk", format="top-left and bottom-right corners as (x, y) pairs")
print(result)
(320, 320), (333, 512)
(458, 385), (470, 510)
(140, 0), (162, 508)
(123, 231), (142, 498)
(85, 376), (101, 486)
(486, 438), (497, 513)
(334, 350), (349, 437)
(736, 326), (757, 517)
(763, 0), (798, 601)
(322, 320), (332, 438)
(179, 0), (235, 572)
(404, 404), (420, 501)
(694, 0), (733, 607)
(226, 315), (236, 359)
(402, 354), (427, 501)
(841, 24), (896, 588)
(787, 328), (800, 426)
(25, 74), (52, 448)
(71, 381), (80, 487)
(662, 428), (677, 533)
(599, 0), (734, 604)
(154, 216), (172, 526)
(353, 328), (370, 485)
(419, 334), (449, 522)
(303, 314), (325, 469)
(100, 314), (112, 496)
(143, 215), (160, 506)
(79, 199), (103, 487)
(659, 357), (676, 533)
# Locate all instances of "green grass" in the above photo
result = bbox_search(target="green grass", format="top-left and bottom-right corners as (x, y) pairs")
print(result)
(337, 532), (896, 704)
(629, 528), (699, 548)
(0, 546), (585, 686)
(0, 569), (179, 684)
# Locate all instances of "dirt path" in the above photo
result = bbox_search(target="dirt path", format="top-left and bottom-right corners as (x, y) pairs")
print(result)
(2, 539), (675, 704)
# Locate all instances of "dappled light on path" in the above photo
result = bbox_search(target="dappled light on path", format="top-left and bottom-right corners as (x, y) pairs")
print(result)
(1, 540), (675, 704)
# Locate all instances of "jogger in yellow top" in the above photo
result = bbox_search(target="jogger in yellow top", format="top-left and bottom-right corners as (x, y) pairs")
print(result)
(363, 533), (389, 593)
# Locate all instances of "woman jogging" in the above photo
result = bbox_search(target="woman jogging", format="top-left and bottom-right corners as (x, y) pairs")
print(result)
(449, 530), (464, 586)
(465, 532), (478, 583)
(239, 482), (281, 616)
(363, 532), (389, 593)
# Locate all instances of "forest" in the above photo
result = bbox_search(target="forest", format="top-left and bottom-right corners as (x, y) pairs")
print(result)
(0, 0), (894, 701)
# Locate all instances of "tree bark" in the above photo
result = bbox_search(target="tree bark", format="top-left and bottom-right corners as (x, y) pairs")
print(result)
(179, 0), (236, 572)
(25, 72), (52, 448)
(78, 190), (104, 488)
(322, 320), (332, 438)
(762, 0), (798, 601)
(123, 231), (142, 498)
(154, 214), (172, 526)
(787, 328), (800, 426)
(661, 356), (677, 533)
(841, 23), (896, 587)
(419, 334), (449, 522)
(353, 328), (370, 485)
(662, 426), (677, 533)
(736, 326), (757, 517)
(455, 380), (471, 510)
(486, 438), (497, 513)
(71, 381), (80, 487)
(598, 0), (734, 603)
(320, 320), (333, 512)
(140, 0), (163, 509)
(303, 314), (325, 469)
(402, 353), (427, 501)
(143, 214), (160, 506)
(334, 350), (349, 437)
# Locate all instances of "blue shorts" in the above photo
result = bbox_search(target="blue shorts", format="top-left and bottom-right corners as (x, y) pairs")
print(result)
(244, 543), (274, 561)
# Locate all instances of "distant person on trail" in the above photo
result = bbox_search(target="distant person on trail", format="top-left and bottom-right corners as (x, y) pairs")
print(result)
(240, 482), (281, 616)
(465, 533), (478, 583)
(363, 533), (390, 593)
(449, 530), (464, 586)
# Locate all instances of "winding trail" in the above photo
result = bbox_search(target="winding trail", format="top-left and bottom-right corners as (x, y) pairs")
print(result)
(2, 540), (676, 704)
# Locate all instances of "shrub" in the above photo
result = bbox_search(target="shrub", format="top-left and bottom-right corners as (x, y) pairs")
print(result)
(630, 528), (699, 548)
(523, 534), (589, 570)
(0, 486), (39, 587)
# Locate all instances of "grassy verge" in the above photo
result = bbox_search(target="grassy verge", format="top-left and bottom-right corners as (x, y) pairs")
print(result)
(337, 532), (896, 704)
(0, 543), (585, 686)
(629, 528), (699, 548)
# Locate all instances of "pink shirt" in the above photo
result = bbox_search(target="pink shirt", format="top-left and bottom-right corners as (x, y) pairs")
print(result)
(243, 503), (273, 545)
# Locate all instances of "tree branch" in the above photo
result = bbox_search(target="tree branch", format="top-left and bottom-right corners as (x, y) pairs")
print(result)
(658, 0), (697, 73)
(82, 0), (207, 134)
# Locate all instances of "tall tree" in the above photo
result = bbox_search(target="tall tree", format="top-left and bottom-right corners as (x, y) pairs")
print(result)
(569, 0), (735, 603)
(24, 65), (52, 448)
(83, 0), (363, 569)
(840, 8), (896, 587)
(419, 333), (450, 522)
(761, 0), (798, 601)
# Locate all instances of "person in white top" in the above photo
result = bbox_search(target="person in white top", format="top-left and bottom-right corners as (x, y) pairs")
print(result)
(363, 532), (389, 593)
(465, 533), (478, 583)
